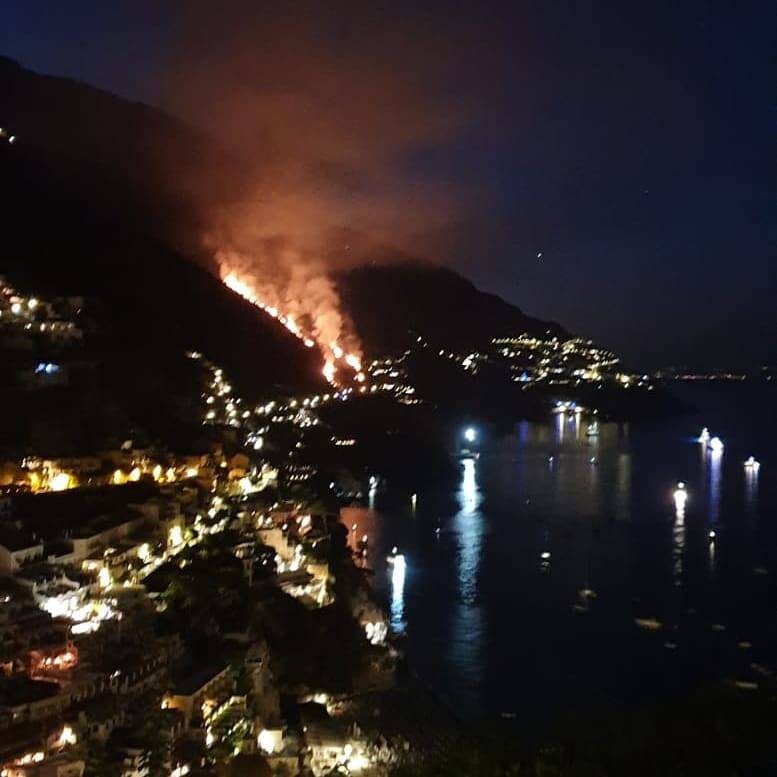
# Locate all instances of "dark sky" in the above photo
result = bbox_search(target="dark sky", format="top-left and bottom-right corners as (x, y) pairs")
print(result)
(2, 1), (775, 369)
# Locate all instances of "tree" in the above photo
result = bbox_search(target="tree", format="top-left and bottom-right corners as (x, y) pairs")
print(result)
(82, 738), (122, 777)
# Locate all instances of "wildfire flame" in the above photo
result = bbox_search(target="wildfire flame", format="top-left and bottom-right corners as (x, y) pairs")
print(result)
(323, 359), (336, 384)
(222, 269), (362, 385)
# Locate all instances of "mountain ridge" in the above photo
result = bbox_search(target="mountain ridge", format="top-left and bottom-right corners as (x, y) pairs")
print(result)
(1, 55), (572, 389)
(336, 260), (566, 356)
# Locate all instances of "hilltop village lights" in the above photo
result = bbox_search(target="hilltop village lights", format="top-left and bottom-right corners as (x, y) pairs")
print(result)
(222, 270), (364, 386)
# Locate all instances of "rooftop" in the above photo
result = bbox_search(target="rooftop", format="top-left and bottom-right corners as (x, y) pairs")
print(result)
(0, 676), (60, 708)
(172, 657), (230, 696)
(0, 524), (39, 552)
(11, 482), (159, 541)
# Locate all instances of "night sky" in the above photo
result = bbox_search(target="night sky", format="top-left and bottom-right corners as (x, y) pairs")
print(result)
(3, 1), (775, 369)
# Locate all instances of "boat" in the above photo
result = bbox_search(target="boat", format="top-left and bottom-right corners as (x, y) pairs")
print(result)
(634, 617), (662, 631)
(673, 482), (688, 511)
(586, 422), (599, 437)
(386, 547), (405, 566)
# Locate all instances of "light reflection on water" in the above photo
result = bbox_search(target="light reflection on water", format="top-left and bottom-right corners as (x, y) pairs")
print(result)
(450, 457), (485, 704)
(745, 466), (759, 510)
(615, 451), (631, 521)
(707, 447), (722, 527)
(673, 493), (685, 584)
(454, 458), (483, 603)
(573, 412), (583, 442)
(362, 386), (777, 723)
(554, 411), (565, 443)
(390, 555), (406, 635)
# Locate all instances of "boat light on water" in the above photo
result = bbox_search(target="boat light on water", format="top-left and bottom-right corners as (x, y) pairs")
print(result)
(744, 456), (760, 472)
(673, 482), (688, 511)
(698, 427), (710, 443)
(708, 436), (724, 453)
(552, 400), (582, 415)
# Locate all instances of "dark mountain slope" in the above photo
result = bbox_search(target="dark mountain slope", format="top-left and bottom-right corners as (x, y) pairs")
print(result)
(0, 56), (568, 394)
(0, 55), (242, 243)
(336, 262), (566, 356)
(0, 57), (324, 396)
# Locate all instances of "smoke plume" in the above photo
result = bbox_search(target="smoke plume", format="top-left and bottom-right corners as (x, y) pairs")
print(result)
(158, 1), (495, 374)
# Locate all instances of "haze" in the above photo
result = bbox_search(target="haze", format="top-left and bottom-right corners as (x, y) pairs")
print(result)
(3, 0), (775, 368)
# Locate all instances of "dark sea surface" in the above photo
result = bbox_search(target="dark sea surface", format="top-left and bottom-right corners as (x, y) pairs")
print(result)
(345, 384), (777, 731)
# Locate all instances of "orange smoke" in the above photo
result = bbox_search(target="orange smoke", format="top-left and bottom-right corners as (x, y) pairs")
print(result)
(156, 3), (479, 390)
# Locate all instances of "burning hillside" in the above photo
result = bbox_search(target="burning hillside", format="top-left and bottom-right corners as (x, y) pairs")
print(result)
(219, 263), (363, 386)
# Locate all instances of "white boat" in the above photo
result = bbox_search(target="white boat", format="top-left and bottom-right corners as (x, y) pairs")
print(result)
(586, 422), (599, 437)
(386, 547), (403, 565)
